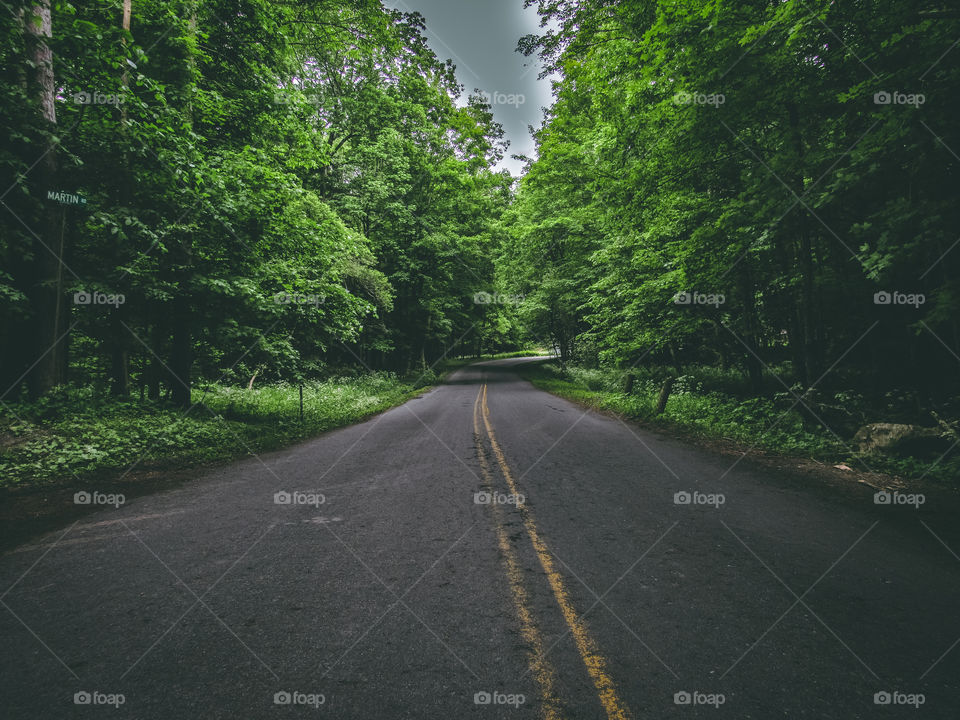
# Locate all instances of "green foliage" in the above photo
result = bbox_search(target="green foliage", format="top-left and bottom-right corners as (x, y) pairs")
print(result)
(0, 376), (421, 486)
(4, 0), (957, 488)
(505, 0), (960, 477)
(1, 0), (521, 403)
(519, 362), (959, 483)
(510, 0), (960, 384)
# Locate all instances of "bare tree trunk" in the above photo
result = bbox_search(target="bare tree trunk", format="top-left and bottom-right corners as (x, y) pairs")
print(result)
(738, 267), (764, 394)
(108, 0), (133, 396)
(147, 318), (162, 400)
(169, 2), (197, 408)
(23, 1), (67, 398)
(786, 101), (817, 385)
(170, 292), (191, 407)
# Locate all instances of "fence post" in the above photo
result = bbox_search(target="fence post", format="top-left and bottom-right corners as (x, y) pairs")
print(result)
(655, 377), (675, 415)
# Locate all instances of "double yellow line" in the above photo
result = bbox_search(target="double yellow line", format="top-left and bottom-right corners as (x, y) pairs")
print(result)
(473, 385), (564, 720)
(473, 382), (633, 720)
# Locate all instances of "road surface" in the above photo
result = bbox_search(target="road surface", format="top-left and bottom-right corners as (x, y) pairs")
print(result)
(2, 358), (959, 718)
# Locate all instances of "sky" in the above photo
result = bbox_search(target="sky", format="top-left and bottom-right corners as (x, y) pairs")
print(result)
(381, 0), (553, 176)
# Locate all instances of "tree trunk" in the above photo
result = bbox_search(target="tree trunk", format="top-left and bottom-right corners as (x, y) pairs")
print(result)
(170, 293), (191, 407)
(786, 101), (817, 385)
(23, 1), (67, 398)
(109, 308), (130, 396)
(168, 1), (197, 409)
(738, 268), (764, 394)
(655, 377), (675, 415)
(667, 342), (682, 376)
(147, 317), (162, 399)
(108, 0), (133, 397)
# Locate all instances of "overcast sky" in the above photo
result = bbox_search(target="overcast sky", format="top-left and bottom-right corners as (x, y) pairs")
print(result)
(382, 0), (553, 176)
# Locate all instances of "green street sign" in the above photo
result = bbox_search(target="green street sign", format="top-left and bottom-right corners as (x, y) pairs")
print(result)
(47, 190), (87, 206)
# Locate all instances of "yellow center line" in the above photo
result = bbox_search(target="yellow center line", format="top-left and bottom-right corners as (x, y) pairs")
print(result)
(473, 384), (565, 720)
(481, 384), (634, 720)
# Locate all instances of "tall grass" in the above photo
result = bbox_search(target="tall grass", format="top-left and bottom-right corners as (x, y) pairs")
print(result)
(0, 373), (420, 486)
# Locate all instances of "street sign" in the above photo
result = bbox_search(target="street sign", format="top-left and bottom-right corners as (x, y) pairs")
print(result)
(47, 190), (87, 206)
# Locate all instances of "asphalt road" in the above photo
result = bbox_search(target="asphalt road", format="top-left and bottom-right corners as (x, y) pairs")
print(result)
(2, 358), (959, 718)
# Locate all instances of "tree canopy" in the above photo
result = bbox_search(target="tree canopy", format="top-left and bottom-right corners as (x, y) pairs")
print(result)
(1, 0), (520, 404)
(508, 0), (960, 405)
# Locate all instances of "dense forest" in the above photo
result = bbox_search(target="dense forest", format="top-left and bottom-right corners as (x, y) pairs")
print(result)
(510, 0), (959, 388)
(1, 0), (520, 406)
(503, 0), (960, 470)
(2, 0), (959, 485)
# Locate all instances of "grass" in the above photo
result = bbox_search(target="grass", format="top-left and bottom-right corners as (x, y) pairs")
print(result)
(518, 361), (959, 485)
(0, 373), (424, 487)
(482, 348), (554, 359)
(0, 349), (546, 489)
